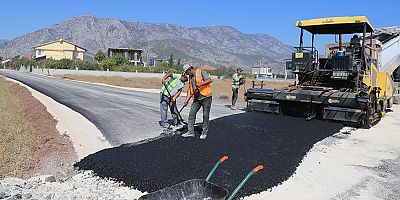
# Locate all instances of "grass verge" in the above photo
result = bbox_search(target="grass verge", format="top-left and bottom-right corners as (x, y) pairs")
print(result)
(0, 77), (42, 179)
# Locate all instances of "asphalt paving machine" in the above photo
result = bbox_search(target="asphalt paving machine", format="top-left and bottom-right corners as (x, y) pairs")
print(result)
(245, 16), (399, 127)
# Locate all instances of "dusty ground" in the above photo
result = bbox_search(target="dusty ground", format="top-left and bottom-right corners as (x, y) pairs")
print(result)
(246, 106), (400, 200)
(56, 75), (162, 90)
(0, 171), (144, 199)
(55, 74), (290, 101)
(5, 77), (112, 159)
(0, 76), (77, 180)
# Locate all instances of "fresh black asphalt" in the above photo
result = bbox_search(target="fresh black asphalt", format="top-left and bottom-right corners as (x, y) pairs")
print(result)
(76, 112), (343, 198)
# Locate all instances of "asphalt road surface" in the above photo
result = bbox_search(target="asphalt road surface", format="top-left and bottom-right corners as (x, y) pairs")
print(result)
(76, 113), (343, 198)
(0, 69), (243, 146)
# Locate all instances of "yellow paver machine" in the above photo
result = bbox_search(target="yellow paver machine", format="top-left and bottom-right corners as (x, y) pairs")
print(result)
(245, 16), (398, 127)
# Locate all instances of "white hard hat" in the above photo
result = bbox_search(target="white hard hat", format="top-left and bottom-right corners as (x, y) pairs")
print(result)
(183, 64), (191, 72)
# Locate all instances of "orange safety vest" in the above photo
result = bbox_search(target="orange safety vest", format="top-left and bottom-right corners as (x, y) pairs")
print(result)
(189, 69), (212, 100)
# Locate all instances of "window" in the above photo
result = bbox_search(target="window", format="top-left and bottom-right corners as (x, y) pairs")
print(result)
(38, 50), (45, 56)
(74, 52), (80, 58)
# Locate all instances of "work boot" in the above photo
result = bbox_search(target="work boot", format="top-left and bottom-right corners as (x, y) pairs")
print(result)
(199, 133), (207, 140)
(173, 123), (185, 131)
(181, 131), (195, 138)
(162, 124), (170, 129)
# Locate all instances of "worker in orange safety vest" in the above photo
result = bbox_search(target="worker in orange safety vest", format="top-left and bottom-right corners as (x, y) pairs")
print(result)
(181, 64), (212, 140)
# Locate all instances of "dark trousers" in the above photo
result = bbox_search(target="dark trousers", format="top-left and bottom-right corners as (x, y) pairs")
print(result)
(188, 96), (212, 135)
(160, 92), (180, 126)
(232, 88), (239, 106)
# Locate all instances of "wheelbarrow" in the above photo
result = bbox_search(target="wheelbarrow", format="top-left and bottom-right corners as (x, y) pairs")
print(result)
(138, 155), (264, 200)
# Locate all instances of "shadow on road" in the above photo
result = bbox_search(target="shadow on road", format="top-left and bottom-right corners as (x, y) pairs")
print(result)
(75, 111), (343, 198)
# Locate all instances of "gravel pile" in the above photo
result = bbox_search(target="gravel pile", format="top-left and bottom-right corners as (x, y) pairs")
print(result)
(0, 171), (143, 200)
(75, 112), (343, 198)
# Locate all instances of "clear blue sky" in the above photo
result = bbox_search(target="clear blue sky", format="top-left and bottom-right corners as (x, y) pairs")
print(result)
(1, 0), (399, 50)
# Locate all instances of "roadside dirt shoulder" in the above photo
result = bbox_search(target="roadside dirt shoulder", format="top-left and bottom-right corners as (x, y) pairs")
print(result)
(0, 77), (77, 180)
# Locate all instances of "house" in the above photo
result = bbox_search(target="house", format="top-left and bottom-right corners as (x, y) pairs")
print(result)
(107, 48), (143, 66)
(1, 59), (11, 65)
(251, 67), (273, 78)
(149, 58), (169, 67)
(33, 39), (86, 61)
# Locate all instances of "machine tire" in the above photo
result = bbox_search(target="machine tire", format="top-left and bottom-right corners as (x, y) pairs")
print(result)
(387, 98), (394, 108)
(394, 95), (400, 104)
(362, 109), (373, 129)
(381, 100), (387, 112)
(362, 90), (380, 129)
(246, 102), (253, 112)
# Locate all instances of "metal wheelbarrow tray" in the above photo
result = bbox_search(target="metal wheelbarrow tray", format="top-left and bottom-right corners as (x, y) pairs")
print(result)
(138, 179), (228, 200)
(139, 156), (264, 200)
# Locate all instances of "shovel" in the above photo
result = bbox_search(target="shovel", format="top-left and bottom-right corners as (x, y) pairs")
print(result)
(162, 83), (187, 129)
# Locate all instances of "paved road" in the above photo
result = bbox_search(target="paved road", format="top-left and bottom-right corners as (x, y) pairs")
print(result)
(2, 69), (399, 199)
(0, 69), (243, 146)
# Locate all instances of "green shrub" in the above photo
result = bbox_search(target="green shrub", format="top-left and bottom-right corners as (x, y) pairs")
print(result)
(41, 59), (58, 69)
(154, 62), (183, 74)
(94, 50), (106, 63)
(4, 56), (37, 70)
(58, 58), (74, 69)
(72, 60), (100, 70)
(133, 66), (151, 73)
(100, 54), (132, 71)
(209, 65), (235, 79)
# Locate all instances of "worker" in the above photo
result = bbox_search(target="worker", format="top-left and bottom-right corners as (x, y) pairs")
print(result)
(231, 68), (243, 110)
(181, 64), (213, 139)
(160, 72), (187, 129)
(350, 35), (360, 45)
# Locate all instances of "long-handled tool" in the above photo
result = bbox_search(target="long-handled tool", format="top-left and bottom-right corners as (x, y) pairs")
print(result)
(178, 94), (191, 113)
(206, 155), (229, 181)
(162, 83), (186, 129)
(227, 165), (264, 200)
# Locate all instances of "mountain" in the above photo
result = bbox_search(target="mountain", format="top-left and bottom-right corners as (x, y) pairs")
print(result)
(0, 15), (293, 70)
(0, 39), (9, 48)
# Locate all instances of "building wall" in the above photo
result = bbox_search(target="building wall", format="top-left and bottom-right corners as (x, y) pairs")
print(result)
(252, 67), (271, 75)
(35, 40), (85, 60)
(252, 67), (260, 75)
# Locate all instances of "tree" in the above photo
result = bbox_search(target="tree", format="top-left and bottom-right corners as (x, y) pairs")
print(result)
(100, 54), (131, 71)
(5, 57), (21, 70)
(225, 66), (236, 78)
(177, 58), (181, 66)
(169, 53), (174, 66)
(95, 50), (106, 63)
(82, 61), (100, 70)
(211, 65), (236, 79)
(41, 59), (58, 70)
(58, 58), (73, 69)
(154, 62), (169, 73)
(20, 58), (36, 72)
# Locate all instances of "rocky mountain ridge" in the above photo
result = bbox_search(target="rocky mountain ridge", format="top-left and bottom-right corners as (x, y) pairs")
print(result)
(0, 15), (293, 69)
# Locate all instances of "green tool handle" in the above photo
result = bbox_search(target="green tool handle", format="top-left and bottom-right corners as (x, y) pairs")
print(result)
(206, 155), (229, 181)
(227, 165), (264, 200)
